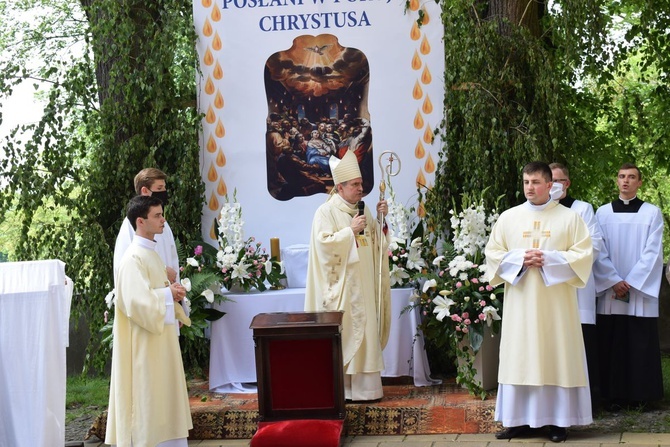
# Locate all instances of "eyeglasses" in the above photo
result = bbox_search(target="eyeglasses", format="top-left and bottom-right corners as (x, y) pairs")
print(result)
(553, 178), (569, 183)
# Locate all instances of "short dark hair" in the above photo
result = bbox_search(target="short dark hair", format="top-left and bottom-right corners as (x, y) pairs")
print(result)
(523, 161), (552, 182)
(133, 168), (167, 195)
(549, 162), (569, 178)
(127, 195), (163, 230)
(619, 163), (642, 180)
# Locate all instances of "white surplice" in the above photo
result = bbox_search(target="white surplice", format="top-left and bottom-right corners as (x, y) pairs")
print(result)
(594, 200), (664, 316)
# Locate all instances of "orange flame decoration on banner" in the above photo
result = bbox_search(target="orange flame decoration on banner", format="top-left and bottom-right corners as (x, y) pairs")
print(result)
(408, 6), (435, 202)
(200, 0), (229, 222)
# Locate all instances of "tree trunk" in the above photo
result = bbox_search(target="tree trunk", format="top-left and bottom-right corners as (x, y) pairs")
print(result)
(488, 0), (543, 37)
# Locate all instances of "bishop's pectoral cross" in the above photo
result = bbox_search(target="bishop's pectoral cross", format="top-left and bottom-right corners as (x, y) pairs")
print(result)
(523, 221), (551, 248)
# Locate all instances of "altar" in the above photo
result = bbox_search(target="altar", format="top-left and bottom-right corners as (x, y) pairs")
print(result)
(209, 287), (440, 393)
(0, 260), (73, 447)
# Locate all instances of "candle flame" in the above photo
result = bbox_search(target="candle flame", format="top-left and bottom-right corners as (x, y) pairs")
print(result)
(417, 200), (426, 217)
(411, 50), (422, 71)
(420, 36), (431, 55)
(212, 31), (222, 51)
(206, 105), (216, 124)
(208, 192), (220, 211)
(207, 134), (217, 153)
(210, 221), (217, 240)
(421, 66), (432, 84)
(204, 48), (214, 66)
(424, 153), (435, 173)
(415, 140), (425, 159)
(414, 110), (424, 129)
(420, 7), (430, 24)
(216, 149), (226, 167)
(205, 76), (215, 95)
(207, 162), (218, 182)
(412, 80), (423, 100)
(410, 21), (421, 41)
(422, 95), (433, 114)
(416, 170), (426, 188)
(202, 0), (212, 7)
(213, 61), (224, 80)
(423, 124), (434, 143)
(409, 0), (419, 11)
(203, 19), (213, 37)
(215, 118), (225, 138)
(211, 2), (222, 21)
(217, 178), (227, 196)
(214, 90), (224, 109)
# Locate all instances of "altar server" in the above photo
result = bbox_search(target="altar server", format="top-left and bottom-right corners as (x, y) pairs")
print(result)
(305, 150), (391, 402)
(486, 161), (593, 443)
(106, 195), (192, 447)
(594, 162), (664, 409)
(550, 162), (603, 408)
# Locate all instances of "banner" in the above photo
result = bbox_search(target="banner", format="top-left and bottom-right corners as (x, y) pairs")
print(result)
(193, 0), (444, 251)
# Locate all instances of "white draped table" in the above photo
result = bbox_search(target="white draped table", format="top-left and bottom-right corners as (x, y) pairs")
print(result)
(209, 287), (440, 393)
(0, 260), (73, 447)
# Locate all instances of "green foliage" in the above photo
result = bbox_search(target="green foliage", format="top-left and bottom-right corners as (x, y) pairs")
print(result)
(429, 0), (670, 257)
(0, 0), (203, 374)
(65, 375), (110, 423)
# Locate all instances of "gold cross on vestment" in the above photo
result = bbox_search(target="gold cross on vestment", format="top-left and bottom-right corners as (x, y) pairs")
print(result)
(522, 221), (551, 248)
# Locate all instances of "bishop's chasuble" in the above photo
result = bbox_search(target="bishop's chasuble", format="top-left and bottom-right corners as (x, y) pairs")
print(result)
(485, 200), (593, 427)
(305, 193), (391, 399)
(106, 237), (192, 447)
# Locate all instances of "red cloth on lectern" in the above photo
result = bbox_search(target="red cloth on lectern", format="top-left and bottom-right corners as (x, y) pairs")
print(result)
(251, 419), (343, 447)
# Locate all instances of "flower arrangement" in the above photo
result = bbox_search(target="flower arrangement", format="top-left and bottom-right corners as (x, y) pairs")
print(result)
(411, 191), (503, 398)
(386, 188), (433, 288)
(213, 194), (286, 292)
(177, 194), (286, 338)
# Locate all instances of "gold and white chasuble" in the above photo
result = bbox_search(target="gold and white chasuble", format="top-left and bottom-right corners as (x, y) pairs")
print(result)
(106, 238), (192, 447)
(305, 193), (391, 374)
(486, 201), (593, 387)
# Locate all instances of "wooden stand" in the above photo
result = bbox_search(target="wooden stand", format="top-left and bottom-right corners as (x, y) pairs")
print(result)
(250, 311), (346, 421)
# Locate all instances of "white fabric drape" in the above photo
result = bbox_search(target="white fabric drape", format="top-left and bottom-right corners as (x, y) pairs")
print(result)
(0, 260), (72, 447)
(208, 287), (439, 393)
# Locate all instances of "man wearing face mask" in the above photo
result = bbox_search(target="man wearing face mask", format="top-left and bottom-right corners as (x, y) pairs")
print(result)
(550, 162), (603, 411)
(113, 168), (180, 287)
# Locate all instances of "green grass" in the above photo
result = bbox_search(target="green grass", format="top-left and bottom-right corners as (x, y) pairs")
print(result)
(66, 376), (110, 423)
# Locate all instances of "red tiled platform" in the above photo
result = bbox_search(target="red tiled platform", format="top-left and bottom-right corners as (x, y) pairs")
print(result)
(87, 377), (499, 440)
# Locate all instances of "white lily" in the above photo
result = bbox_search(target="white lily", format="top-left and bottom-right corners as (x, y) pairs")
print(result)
(231, 262), (250, 279)
(410, 237), (423, 248)
(482, 305), (502, 326)
(201, 289), (215, 303)
(104, 290), (116, 309)
(180, 278), (192, 292)
(186, 257), (199, 267)
(182, 297), (191, 314)
(389, 264), (410, 286)
(406, 247), (426, 270)
(264, 260), (273, 275)
(432, 255), (445, 266)
(422, 278), (437, 293)
(432, 296), (455, 322)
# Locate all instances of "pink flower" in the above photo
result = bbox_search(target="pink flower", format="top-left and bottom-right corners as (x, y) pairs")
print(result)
(462, 312), (469, 319)
(194, 245), (203, 256)
(480, 300), (486, 307)
(456, 281), (463, 288)
(479, 313), (486, 321)
(451, 314), (459, 321)
(180, 267), (184, 272)
(423, 311), (427, 316)
(478, 286), (484, 292)
(486, 284), (493, 291)
(471, 278), (479, 284)
(462, 327), (469, 333)
(456, 326), (462, 332)
(439, 271), (444, 277)
(464, 319), (471, 325)
(474, 319), (480, 324)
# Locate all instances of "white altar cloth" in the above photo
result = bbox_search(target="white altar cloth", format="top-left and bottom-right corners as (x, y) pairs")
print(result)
(0, 259), (73, 447)
(209, 287), (440, 393)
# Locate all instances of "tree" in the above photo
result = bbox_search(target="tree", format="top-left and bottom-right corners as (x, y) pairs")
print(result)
(0, 0), (205, 373)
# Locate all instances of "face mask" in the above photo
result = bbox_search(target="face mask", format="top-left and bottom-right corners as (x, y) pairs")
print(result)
(151, 189), (169, 205)
(549, 182), (564, 201)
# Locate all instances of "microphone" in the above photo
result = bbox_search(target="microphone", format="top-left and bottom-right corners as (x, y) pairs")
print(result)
(357, 201), (365, 235)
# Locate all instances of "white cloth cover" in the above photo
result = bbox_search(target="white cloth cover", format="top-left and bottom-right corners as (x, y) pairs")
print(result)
(208, 287), (439, 393)
(281, 244), (310, 288)
(0, 260), (72, 447)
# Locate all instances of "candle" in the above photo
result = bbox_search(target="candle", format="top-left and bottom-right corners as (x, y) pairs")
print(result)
(270, 237), (280, 261)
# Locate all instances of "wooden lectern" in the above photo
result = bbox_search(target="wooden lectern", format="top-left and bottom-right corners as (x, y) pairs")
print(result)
(249, 311), (345, 447)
